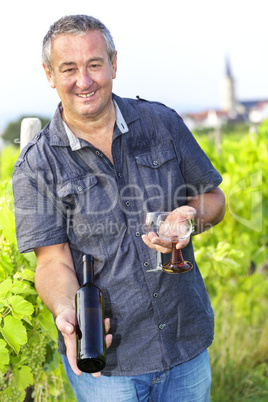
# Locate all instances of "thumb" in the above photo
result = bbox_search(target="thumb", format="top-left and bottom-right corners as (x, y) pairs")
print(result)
(55, 309), (76, 335)
(64, 323), (75, 335)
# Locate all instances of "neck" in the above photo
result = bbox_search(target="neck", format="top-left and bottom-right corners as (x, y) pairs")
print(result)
(62, 99), (116, 139)
(62, 100), (116, 163)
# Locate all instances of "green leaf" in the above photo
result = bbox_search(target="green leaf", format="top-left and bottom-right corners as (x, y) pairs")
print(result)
(11, 280), (37, 296)
(9, 295), (34, 319)
(0, 209), (16, 245)
(0, 315), (27, 354)
(22, 315), (32, 325)
(37, 306), (58, 342)
(13, 365), (33, 391)
(0, 339), (9, 369)
(14, 269), (35, 282)
(0, 265), (6, 281)
(0, 278), (13, 297)
(0, 254), (14, 275)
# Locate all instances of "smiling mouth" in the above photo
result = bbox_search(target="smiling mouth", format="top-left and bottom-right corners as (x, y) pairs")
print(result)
(77, 91), (95, 98)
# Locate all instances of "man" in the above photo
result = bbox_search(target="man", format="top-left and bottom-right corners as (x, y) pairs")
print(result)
(13, 15), (225, 401)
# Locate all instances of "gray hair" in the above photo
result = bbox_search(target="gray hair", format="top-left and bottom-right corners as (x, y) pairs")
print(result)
(42, 15), (116, 71)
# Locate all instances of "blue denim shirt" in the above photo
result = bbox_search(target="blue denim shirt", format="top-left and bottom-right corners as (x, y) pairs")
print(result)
(13, 94), (222, 376)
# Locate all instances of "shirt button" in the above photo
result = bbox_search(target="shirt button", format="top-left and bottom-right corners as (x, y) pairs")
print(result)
(125, 201), (130, 207)
(153, 293), (158, 298)
(152, 160), (158, 166)
(34, 134), (40, 140)
(144, 262), (149, 267)
(135, 232), (140, 237)
(77, 186), (84, 192)
(117, 172), (122, 178)
(159, 323), (166, 330)
(95, 150), (101, 156)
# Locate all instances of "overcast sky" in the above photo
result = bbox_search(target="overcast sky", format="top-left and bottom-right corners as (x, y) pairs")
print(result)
(1, 0), (267, 130)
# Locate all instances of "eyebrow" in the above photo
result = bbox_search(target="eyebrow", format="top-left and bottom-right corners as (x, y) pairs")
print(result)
(59, 62), (75, 69)
(88, 57), (105, 63)
(59, 57), (105, 70)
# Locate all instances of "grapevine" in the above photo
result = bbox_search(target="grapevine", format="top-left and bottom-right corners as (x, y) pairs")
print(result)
(20, 331), (48, 378)
(0, 121), (267, 400)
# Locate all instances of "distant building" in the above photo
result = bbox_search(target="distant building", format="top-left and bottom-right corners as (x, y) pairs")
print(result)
(183, 59), (268, 130)
(222, 57), (238, 113)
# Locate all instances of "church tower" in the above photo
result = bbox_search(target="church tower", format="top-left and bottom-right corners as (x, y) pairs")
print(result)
(222, 58), (237, 113)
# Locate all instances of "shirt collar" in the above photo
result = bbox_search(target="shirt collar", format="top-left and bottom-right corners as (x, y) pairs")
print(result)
(62, 120), (81, 151)
(114, 100), (129, 134)
(62, 100), (129, 151)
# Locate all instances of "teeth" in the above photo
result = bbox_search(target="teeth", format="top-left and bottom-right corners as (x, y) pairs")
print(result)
(78, 92), (95, 98)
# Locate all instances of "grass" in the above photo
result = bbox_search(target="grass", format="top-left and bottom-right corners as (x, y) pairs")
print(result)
(210, 313), (268, 401)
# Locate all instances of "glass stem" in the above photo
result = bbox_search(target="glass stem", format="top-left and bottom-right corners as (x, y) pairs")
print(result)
(170, 242), (184, 267)
(156, 251), (162, 268)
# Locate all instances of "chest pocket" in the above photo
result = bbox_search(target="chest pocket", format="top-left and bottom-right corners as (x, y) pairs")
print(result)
(57, 175), (98, 199)
(134, 145), (183, 212)
(135, 146), (178, 169)
(56, 173), (118, 221)
(56, 174), (120, 249)
(57, 173), (116, 215)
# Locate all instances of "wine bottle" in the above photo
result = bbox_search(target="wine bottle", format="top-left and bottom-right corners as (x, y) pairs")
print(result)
(75, 254), (106, 373)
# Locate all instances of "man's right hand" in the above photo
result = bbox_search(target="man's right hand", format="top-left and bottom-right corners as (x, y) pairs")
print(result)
(55, 309), (112, 377)
(55, 308), (82, 375)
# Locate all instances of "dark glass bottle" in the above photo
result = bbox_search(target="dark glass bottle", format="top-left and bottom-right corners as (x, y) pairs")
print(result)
(75, 255), (106, 373)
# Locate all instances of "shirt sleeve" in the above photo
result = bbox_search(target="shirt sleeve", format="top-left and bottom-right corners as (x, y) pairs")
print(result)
(12, 157), (68, 254)
(170, 111), (222, 196)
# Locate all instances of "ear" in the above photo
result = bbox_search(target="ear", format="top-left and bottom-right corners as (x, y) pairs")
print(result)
(43, 64), (56, 89)
(111, 52), (117, 79)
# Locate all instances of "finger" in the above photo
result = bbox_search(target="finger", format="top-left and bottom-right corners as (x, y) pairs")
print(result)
(104, 318), (113, 349)
(55, 309), (76, 334)
(176, 236), (191, 250)
(63, 323), (75, 335)
(91, 371), (102, 378)
(147, 233), (171, 250)
(141, 234), (154, 248)
(104, 317), (110, 334)
(151, 236), (170, 248)
(64, 333), (82, 376)
(105, 333), (113, 349)
(141, 233), (168, 251)
(173, 206), (196, 219)
(67, 351), (82, 376)
(56, 318), (75, 337)
(142, 234), (171, 253)
(56, 313), (82, 375)
(147, 231), (157, 240)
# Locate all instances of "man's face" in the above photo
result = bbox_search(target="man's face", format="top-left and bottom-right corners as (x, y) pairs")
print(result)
(43, 30), (117, 123)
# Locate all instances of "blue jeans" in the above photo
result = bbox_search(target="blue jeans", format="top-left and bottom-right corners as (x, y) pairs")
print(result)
(62, 350), (211, 402)
(61, 349), (211, 401)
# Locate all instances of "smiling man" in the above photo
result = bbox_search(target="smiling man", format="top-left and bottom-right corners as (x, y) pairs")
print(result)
(13, 15), (225, 401)
(42, 24), (117, 162)
(45, 33), (116, 118)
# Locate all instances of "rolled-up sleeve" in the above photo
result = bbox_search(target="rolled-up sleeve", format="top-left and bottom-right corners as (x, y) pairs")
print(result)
(12, 160), (68, 253)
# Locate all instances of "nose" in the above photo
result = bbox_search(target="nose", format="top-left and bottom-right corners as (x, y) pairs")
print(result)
(76, 69), (93, 89)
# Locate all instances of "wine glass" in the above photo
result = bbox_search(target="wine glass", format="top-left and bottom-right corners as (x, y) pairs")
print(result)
(157, 211), (193, 274)
(142, 212), (164, 272)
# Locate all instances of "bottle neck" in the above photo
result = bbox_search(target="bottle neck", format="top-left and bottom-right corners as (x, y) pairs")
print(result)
(82, 255), (94, 285)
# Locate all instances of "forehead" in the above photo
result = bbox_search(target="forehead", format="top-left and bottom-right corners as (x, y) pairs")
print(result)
(51, 30), (108, 61)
